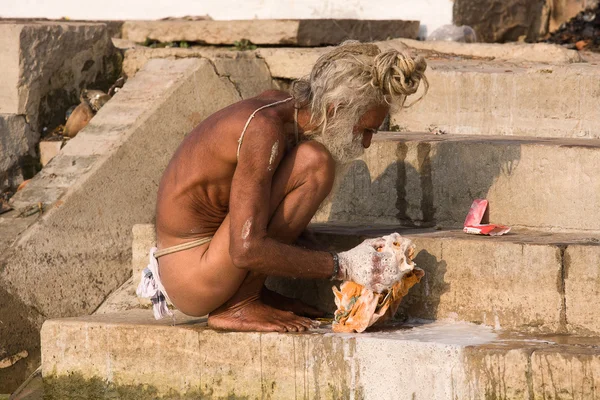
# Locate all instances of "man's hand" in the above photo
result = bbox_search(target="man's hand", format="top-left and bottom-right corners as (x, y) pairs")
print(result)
(337, 233), (416, 293)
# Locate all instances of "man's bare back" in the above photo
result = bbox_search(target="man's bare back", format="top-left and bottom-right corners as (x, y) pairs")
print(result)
(149, 42), (429, 332)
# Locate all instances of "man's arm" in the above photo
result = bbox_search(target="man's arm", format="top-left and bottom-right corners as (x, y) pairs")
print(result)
(228, 117), (336, 279)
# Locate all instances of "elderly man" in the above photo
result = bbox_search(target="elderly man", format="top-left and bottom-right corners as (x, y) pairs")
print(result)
(139, 41), (428, 332)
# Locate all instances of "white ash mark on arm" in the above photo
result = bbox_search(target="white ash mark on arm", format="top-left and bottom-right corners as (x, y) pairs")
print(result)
(241, 219), (252, 249)
(268, 141), (279, 172)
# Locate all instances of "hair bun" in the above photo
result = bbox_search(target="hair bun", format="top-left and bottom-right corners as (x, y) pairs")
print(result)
(371, 51), (429, 106)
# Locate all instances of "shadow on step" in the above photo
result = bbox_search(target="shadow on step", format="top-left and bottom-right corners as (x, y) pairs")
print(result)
(326, 138), (522, 228)
(0, 283), (43, 394)
(268, 136), (521, 320)
(396, 249), (450, 322)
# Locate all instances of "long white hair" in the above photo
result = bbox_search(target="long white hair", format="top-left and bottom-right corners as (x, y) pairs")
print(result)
(291, 41), (429, 141)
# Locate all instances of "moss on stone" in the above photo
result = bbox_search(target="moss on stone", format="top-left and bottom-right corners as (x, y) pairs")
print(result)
(43, 372), (254, 399)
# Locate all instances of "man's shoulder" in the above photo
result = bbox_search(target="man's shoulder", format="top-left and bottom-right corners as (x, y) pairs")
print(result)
(237, 92), (290, 133)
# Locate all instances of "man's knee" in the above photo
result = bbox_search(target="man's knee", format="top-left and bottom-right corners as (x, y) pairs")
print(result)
(295, 141), (336, 193)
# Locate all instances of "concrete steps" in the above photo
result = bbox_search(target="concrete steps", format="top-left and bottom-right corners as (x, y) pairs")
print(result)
(23, 36), (600, 398)
(390, 60), (600, 139)
(314, 132), (600, 233)
(129, 223), (600, 336)
(254, 46), (600, 139)
(41, 310), (600, 399)
(123, 44), (600, 140)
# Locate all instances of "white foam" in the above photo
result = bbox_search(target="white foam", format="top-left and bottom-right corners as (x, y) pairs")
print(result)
(324, 320), (498, 346)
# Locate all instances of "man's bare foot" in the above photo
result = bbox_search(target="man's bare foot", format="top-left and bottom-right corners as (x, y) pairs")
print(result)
(208, 295), (319, 332)
(261, 288), (326, 318)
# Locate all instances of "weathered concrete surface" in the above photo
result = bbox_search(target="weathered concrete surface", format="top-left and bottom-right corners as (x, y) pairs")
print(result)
(0, 21), (120, 133)
(0, 58), (247, 392)
(41, 310), (600, 399)
(391, 61), (600, 139)
(131, 224), (155, 279)
(93, 277), (147, 315)
(313, 133), (600, 232)
(0, 114), (35, 191)
(258, 40), (583, 82)
(122, 19), (420, 46)
(257, 47), (327, 80)
(122, 47), (273, 98)
(565, 245), (600, 335)
(4, 58), (241, 314)
(93, 225), (156, 314)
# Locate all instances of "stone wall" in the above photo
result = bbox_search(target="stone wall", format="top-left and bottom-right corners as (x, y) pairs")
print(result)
(0, 22), (120, 191)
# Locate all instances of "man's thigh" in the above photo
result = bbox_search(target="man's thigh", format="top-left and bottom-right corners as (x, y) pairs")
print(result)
(160, 214), (247, 316)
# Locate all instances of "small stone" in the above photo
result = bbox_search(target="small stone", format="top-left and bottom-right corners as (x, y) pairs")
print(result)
(39, 141), (64, 166)
(16, 180), (30, 192)
(575, 40), (589, 50)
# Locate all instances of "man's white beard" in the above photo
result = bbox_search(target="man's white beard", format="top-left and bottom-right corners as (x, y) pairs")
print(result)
(312, 119), (365, 165)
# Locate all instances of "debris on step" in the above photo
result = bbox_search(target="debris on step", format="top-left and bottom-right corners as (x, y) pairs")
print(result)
(0, 192), (12, 215)
(17, 202), (44, 218)
(545, 5), (600, 52)
(63, 77), (126, 138)
(463, 199), (511, 236)
(427, 24), (477, 43)
(108, 76), (125, 96)
(83, 89), (111, 112)
(16, 180), (30, 192)
(427, 125), (447, 135)
(63, 101), (94, 138)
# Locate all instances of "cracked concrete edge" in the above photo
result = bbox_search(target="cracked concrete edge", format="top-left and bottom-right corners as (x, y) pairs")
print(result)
(390, 38), (583, 64)
(122, 47), (274, 99)
(121, 19), (420, 46)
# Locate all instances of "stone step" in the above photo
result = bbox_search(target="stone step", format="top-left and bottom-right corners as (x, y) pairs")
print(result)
(131, 223), (600, 336)
(121, 19), (420, 46)
(392, 60), (600, 139)
(41, 310), (600, 399)
(313, 132), (600, 233)
(304, 224), (600, 336)
(257, 46), (600, 139)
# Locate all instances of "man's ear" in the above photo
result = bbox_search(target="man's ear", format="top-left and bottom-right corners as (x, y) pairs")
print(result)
(326, 104), (336, 118)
